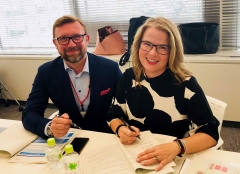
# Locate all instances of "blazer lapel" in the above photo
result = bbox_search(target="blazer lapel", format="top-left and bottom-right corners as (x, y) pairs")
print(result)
(88, 53), (101, 109)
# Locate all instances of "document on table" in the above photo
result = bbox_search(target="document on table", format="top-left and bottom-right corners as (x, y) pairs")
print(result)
(8, 130), (76, 163)
(80, 131), (176, 174)
(17, 131), (74, 157)
(0, 124), (38, 157)
(0, 127), (7, 133)
(180, 156), (240, 174)
(153, 134), (176, 144)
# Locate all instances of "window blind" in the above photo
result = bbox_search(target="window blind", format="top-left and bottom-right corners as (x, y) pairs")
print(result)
(221, 0), (240, 50)
(0, 0), (239, 51)
(76, 0), (220, 47)
(0, 0), (73, 50)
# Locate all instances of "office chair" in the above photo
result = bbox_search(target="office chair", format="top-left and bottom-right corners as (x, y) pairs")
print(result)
(0, 81), (23, 111)
(206, 95), (227, 150)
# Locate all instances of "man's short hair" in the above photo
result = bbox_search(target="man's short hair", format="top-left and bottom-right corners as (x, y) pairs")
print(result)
(52, 15), (87, 38)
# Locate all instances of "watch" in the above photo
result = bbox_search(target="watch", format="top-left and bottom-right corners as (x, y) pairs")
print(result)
(47, 123), (54, 137)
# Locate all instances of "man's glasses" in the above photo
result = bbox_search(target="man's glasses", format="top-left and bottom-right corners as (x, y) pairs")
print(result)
(140, 41), (170, 55)
(54, 34), (87, 45)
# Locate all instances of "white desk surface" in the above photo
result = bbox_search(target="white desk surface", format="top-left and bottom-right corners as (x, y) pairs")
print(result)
(0, 118), (240, 174)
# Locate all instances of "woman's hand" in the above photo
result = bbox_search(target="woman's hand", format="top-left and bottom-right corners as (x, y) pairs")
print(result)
(118, 126), (140, 144)
(136, 141), (180, 171)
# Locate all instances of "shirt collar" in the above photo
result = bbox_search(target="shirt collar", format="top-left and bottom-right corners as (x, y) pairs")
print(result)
(63, 54), (89, 74)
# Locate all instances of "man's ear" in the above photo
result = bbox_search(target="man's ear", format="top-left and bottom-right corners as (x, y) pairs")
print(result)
(52, 39), (56, 45)
(85, 34), (90, 43)
(52, 39), (58, 48)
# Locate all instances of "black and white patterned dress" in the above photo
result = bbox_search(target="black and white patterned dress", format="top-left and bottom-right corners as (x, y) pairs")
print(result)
(107, 68), (219, 141)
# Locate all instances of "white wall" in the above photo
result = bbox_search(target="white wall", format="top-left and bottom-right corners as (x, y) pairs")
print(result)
(0, 56), (51, 101)
(0, 50), (240, 122)
(184, 59), (240, 122)
(0, 51), (129, 103)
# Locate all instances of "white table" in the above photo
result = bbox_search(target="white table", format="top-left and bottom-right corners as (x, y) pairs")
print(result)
(0, 119), (240, 174)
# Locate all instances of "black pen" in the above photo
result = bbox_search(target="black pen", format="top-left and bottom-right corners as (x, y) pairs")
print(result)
(120, 117), (141, 139)
(56, 114), (82, 129)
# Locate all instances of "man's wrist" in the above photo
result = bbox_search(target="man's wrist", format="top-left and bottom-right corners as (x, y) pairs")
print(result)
(46, 122), (54, 137)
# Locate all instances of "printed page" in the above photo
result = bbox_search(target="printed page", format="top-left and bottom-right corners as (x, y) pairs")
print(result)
(178, 158), (191, 174)
(116, 131), (175, 173)
(80, 142), (134, 174)
(0, 124), (38, 157)
(9, 130), (76, 163)
(17, 131), (75, 157)
(153, 134), (176, 144)
(182, 156), (240, 174)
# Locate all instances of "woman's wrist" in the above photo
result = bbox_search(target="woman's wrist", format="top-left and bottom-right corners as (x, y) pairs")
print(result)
(174, 139), (186, 157)
(115, 124), (126, 137)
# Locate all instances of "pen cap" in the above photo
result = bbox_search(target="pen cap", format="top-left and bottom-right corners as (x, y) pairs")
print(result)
(65, 144), (74, 154)
(47, 138), (56, 147)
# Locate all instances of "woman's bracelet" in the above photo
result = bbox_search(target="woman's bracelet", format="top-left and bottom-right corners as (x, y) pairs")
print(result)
(115, 124), (126, 137)
(174, 139), (186, 157)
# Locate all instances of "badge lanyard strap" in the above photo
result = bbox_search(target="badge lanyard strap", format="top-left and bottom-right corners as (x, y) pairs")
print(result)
(68, 75), (90, 111)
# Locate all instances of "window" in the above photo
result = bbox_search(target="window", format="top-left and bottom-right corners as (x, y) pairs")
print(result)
(221, 0), (240, 50)
(0, 0), (239, 51)
(0, 0), (73, 50)
(77, 0), (210, 47)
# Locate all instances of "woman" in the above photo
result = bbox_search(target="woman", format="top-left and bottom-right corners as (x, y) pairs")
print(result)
(106, 17), (219, 171)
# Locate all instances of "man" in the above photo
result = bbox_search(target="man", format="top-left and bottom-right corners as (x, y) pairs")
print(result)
(22, 15), (122, 139)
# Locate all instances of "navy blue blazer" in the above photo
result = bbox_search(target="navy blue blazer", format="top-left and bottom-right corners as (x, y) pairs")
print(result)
(22, 52), (122, 138)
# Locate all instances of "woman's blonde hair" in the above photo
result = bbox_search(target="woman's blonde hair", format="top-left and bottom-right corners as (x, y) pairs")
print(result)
(52, 15), (87, 38)
(131, 17), (192, 85)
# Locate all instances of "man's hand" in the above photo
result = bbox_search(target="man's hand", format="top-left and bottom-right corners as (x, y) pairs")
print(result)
(51, 113), (72, 138)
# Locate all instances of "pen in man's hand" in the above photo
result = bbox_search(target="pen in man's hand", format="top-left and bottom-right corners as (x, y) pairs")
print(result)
(56, 114), (82, 129)
(120, 117), (141, 139)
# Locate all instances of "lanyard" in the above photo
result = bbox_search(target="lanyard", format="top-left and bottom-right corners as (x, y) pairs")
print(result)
(68, 75), (90, 111)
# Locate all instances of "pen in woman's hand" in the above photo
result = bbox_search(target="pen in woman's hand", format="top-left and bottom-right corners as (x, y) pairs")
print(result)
(120, 117), (141, 139)
(56, 114), (82, 129)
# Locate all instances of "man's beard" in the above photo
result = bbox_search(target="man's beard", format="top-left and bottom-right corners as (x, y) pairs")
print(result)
(60, 46), (86, 63)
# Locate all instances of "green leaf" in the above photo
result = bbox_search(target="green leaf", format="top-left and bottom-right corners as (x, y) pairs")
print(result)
(68, 162), (77, 170)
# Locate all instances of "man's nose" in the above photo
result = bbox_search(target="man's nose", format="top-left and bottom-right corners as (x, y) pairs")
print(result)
(68, 38), (77, 46)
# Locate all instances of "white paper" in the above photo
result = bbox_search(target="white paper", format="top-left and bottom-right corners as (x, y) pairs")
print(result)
(9, 130), (76, 163)
(181, 156), (240, 174)
(81, 142), (133, 174)
(17, 131), (75, 157)
(80, 131), (176, 174)
(116, 131), (176, 171)
(0, 124), (38, 157)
